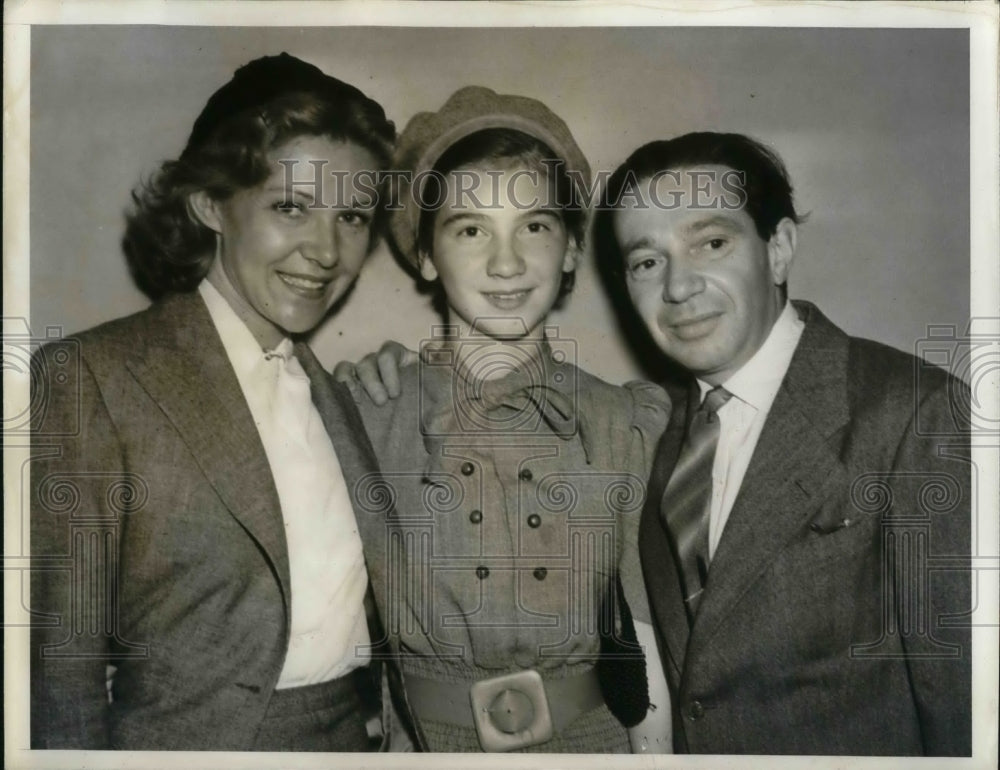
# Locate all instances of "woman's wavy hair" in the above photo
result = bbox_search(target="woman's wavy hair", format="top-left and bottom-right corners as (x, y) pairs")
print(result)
(123, 82), (395, 300)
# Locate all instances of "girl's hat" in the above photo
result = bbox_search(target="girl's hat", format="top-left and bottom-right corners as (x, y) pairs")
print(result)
(389, 86), (592, 268)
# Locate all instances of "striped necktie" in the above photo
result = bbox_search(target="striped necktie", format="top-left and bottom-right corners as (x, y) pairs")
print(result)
(660, 385), (733, 623)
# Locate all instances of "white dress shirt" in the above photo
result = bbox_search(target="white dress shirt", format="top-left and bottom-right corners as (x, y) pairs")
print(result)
(697, 302), (805, 560)
(199, 281), (371, 688)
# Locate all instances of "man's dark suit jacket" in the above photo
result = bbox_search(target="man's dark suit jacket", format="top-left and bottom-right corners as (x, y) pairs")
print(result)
(640, 301), (971, 755)
(29, 290), (407, 750)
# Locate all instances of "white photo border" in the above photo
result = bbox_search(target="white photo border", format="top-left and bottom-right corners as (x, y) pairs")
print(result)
(4, 2), (998, 769)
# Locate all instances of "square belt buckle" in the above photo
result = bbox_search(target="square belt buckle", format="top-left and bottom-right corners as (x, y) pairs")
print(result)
(469, 669), (554, 752)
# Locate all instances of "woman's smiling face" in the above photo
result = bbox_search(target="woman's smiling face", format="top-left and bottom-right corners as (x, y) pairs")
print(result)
(194, 134), (379, 348)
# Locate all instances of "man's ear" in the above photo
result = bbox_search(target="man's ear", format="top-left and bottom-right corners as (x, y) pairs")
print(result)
(188, 191), (224, 234)
(767, 217), (797, 286)
(418, 250), (438, 281)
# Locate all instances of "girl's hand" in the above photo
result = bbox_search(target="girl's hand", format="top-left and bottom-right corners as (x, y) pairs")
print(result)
(333, 340), (418, 405)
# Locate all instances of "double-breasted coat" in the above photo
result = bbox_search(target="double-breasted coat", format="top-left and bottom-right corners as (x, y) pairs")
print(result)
(351, 340), (669, 751)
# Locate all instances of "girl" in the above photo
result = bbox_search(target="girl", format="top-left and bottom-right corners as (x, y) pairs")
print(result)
(348, 86), (670, 752)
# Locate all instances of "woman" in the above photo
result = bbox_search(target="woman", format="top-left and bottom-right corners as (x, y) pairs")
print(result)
(344, 86), (671, 752)
(30, 53), (401, 751)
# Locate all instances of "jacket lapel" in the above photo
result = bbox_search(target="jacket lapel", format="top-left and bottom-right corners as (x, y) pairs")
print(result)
(124, 292), (292, 616)
(687, 301), (851, 653)
(294, 342), (387, 529)
(294, 343), (394, 636)
(296, 344), (425, 749)
(640, 380), (697, 679)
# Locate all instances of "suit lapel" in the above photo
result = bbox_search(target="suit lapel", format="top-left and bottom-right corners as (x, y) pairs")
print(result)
(640, 380), (697, 678)
(124, 292), (292, 616)
(688, 302), (852, 653)
(296, 346), (426, 749)
(294, 343), (394, 637)
(294, 342), (387, 525)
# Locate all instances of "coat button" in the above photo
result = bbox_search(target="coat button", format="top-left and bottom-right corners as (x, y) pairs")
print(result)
(476, 566), (490, 579)
(686, 700), (705, 720)
(460, 462), (475, 476)
(527, 514), (541, 529)
(469, 509), (483, 524)
(533, 567), (547, 581)
(518, 468), (533, 482)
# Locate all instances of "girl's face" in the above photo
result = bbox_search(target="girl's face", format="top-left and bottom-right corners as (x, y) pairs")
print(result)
(192, 135), (379, 349)
(421, 164), (577, 341)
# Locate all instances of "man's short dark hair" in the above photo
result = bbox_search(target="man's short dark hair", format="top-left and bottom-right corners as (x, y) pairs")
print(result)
(594, 132), (803, 278)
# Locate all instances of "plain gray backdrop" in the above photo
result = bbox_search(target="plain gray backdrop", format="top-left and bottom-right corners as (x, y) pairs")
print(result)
(29, 25), (969, 380)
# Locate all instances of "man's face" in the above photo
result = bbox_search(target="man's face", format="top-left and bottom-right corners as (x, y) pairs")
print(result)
(612, 165), (795, 384)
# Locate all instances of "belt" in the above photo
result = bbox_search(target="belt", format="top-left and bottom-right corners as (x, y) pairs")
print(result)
(404, 668), (604, 752)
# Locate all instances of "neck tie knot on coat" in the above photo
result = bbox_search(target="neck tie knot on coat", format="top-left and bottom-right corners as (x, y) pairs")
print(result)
(420, 343), (595, 478)
(699, 384), (733, 424)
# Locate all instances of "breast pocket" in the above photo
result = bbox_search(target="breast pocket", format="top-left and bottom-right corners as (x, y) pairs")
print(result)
(778, 505), (881, 570)
(751, 508), (883, 663)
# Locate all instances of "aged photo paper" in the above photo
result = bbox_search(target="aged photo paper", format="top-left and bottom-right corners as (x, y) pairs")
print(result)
(5, 1), (998, 769)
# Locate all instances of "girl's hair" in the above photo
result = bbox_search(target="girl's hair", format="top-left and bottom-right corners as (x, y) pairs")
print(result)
(416, 128), (585, 306)
(123, 82), (395, 300)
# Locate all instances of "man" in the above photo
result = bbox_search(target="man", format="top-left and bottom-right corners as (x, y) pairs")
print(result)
(592, 132), (971, 755)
